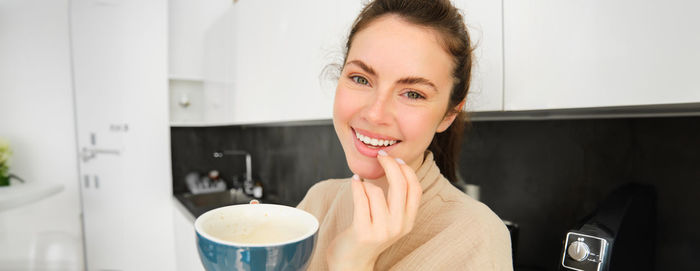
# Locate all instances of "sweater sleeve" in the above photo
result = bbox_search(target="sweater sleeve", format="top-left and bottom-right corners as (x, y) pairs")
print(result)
(452, 212), (512, 271)
(296, 179), (341, 222)
(388, 203), (513, 271)
(296, 182), (322, 211)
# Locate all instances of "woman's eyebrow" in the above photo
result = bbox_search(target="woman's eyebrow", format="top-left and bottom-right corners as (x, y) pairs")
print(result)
(396, 76), (438, 93)
(346, 60), (377, 76)
(346, 60), (437, 92)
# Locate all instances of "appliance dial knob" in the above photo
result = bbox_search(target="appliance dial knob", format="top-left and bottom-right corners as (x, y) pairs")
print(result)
(567, 241), (590, 262)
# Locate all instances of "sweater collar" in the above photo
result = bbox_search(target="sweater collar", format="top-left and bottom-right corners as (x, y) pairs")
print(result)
(415, 151), (447, 205)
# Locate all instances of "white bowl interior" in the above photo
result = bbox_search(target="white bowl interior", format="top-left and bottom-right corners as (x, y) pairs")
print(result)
(195, 204), (318, 247)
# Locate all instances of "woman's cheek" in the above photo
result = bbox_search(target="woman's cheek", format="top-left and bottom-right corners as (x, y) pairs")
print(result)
(333, 88), (355, 119)
(396, 108), (438, 153)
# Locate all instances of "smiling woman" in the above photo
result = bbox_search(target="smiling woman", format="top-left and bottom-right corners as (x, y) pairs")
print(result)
(334, 13), (461, 182)
(297, 0), (513, 270)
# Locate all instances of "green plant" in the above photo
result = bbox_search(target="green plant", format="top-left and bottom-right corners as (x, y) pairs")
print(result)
(0, 138), (11, 186)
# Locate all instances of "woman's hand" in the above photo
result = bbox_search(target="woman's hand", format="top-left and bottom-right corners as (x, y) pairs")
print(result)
(326, 151), (422, 271)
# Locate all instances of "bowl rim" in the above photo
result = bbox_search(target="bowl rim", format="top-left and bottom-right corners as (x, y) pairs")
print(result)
(194, 203), (319, 247)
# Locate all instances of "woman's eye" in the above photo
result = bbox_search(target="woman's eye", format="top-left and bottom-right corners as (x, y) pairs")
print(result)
(351, 76), (369, 86)
(404, 91), (425, 100)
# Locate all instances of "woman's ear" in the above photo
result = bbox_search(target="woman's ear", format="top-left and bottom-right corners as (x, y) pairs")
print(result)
(436, 99), (466, 133)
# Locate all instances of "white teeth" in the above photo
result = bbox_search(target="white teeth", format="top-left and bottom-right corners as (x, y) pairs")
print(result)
(355, 130), (398, 147)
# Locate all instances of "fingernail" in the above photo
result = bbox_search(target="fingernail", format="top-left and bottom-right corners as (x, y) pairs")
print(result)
(352, 174), (360, 181)
(378, 150), (388, 156)
(395, 158), (406, 165)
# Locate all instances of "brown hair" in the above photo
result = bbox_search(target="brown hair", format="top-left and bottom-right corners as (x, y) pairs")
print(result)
(342, 0), (472, 182)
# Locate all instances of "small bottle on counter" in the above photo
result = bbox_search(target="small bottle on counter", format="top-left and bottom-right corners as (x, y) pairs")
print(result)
(208, 170), (220, 187)
(252, 181), (263, 199)
(209, 170), (226, 191)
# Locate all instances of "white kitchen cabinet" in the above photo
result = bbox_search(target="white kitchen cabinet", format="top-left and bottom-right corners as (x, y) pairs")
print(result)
(71, 0), (176, 270)
(169, 0), (231, 124)
(173, 202), (205, 271)
(222, 0), (363, 124)
(453, 0), (504, 112)
(169, 0), (231, 79)
(503, 0), (700, 111)
(174, 0), (503, 126)
(226, 0), (502, 124)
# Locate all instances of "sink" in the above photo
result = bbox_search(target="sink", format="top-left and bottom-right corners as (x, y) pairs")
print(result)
(176, 189), (285, 218)
(184, 189), (254, 208)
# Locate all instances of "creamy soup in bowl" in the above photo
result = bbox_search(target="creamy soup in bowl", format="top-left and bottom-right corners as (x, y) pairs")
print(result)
(194, 203), (318, 271)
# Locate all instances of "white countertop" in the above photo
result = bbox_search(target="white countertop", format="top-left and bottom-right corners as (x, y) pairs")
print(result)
(0, 182), (64, 212)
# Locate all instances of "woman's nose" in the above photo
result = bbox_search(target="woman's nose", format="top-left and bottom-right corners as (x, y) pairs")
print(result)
(363, 91), (393, 125)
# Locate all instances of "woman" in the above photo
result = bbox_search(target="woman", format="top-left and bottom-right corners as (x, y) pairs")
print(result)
(297, 0), (512, 270)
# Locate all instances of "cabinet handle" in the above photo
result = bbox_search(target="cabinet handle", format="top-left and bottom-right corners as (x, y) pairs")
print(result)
(84, 175), (90, 188)
(81, 147), (121, 163)
(94, 175), (99, 189)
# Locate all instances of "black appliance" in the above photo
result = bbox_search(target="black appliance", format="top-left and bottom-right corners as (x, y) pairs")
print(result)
(559, 183), (656, 271)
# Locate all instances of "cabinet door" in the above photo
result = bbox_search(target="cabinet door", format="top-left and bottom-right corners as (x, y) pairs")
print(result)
(173, 206), (204, 271)
(504, 0), (700, 111)
(71, 0), (176, 270)
(224, 0), (501, 124)
(169, 0), (231, 79)
(224, 0), (363, 124)
(453, 0), (504, 112)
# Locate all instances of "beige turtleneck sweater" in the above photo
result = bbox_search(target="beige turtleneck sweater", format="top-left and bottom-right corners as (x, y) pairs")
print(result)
(296, 152), (513, 271)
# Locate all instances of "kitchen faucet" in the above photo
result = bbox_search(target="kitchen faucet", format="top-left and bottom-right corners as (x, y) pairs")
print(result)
(212, 150), (254, 196)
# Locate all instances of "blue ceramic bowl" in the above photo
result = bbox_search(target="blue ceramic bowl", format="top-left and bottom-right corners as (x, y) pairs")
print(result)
(195, 204), (319, 271)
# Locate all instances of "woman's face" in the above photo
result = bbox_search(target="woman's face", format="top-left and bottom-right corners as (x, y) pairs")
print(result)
(333, 15), (460, 179)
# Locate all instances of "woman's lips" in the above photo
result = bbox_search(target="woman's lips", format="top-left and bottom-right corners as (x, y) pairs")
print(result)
(351, 127), (400, 157)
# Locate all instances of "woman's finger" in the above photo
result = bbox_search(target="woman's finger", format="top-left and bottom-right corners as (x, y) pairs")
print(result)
(376, 151), (408, 219)
(350, 174), (371, 228)
(362, 180), (389, 228)
(398, 162), (421, 233)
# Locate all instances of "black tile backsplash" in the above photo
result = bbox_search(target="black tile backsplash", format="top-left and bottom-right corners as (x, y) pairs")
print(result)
(171, 116), (700, 270)
(170, 125), (350, 206)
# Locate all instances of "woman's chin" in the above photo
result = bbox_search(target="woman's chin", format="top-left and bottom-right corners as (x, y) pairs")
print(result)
(348, 159), (385, 180)
(357, 170), (385, 180)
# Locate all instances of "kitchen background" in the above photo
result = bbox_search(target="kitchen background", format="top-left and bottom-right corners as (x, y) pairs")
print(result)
(171, 117), (700, 270)
(1, 0), (699, 270)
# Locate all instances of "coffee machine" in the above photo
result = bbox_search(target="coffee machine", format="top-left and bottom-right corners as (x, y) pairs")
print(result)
(559, 183), (656, 271)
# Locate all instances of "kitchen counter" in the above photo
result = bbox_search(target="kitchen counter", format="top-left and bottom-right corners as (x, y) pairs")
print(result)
(173, 190), (286, 222)
(171, 190), (287, 271)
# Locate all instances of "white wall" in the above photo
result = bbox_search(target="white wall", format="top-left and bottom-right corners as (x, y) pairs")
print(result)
(0, 0), (84, 269)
